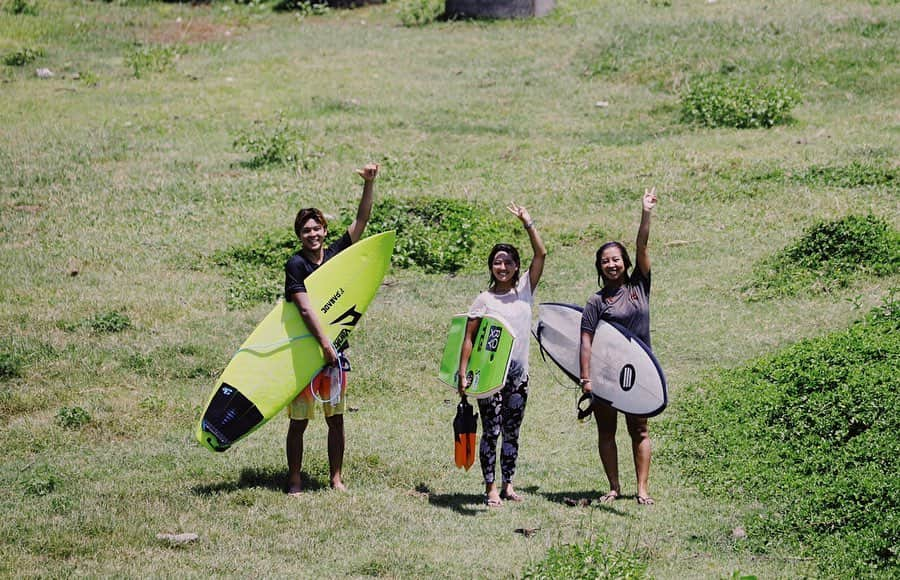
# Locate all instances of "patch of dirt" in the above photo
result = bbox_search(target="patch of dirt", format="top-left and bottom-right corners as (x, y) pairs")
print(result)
(147, 16), (236, 45)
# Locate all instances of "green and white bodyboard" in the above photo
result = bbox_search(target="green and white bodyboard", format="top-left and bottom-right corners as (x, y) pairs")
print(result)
(438, 313), (516, 399)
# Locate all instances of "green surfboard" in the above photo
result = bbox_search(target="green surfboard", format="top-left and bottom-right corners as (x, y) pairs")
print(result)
(438, 313), (516, 399)
(196, 231), (395, 452)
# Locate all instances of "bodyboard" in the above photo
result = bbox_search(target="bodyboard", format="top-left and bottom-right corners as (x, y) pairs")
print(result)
(532, 302), (667, 417)
(196, 231), (396, 452)
(438, 313), (516, 399)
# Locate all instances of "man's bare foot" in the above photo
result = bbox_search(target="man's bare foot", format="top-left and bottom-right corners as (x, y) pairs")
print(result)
(331, 480), (347, 492)
(598, 490), (620, 504)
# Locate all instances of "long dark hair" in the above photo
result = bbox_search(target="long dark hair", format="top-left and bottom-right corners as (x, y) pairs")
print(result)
(487, 243), (521, 290)
(294, 207), (328, 240)
(595, 241), (632, 287)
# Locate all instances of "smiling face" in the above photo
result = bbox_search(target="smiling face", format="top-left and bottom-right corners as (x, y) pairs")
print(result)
(595, 242), (632, 287)
(298, 217), (327, 254)
(491, 251), (519, 286)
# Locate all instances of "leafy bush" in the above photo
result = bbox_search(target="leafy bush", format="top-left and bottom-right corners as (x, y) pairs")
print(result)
(522, 540), (648, 579)
(659, 295), (899, 576)
(23, 472), (60, 497)
(681, 77), (801, 129)
(273, 0), (330, 15)
(398, 0), (442, 27)
(3, 47), (43, 67)
(125, 44), (177, 78)
(336, 197), (521, 274)
(233, 113), (317, 170)
(4, 0), (38, 15)
(0, 350), (23, 380)
(745, 214), (900, 299)
(793, 161), (897, 188)
(55, 406), (92, 430)
(88, 310), (132, 333)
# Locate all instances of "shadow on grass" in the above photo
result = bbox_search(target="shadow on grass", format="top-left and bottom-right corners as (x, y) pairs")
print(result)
(540, 490), (631, 517)
(191, 467), (327, 496)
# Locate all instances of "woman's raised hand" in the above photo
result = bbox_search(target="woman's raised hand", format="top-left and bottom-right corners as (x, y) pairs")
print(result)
(642, 187), (657, 212)
(506, 201), (532, 225)
(356, 163), (379, 182)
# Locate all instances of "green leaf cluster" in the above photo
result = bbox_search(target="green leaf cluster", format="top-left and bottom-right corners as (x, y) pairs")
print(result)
(55, 406), (92, 430)
(2, 46), (43, 66)
(745, 214), (900, 299)
(88, 310), (132, 333)
(660, 296), (900, 576)
(522, 540), (648, 579)
(125, 44), (177, 78)
(680, 77), (801, 129)
(233, 114), (316, 170)
(337, 196), (521, 274)
(398, 0), (442, 27)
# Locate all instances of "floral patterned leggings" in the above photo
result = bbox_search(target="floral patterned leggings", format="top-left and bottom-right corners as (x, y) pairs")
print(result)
(477, 378), (528, 485)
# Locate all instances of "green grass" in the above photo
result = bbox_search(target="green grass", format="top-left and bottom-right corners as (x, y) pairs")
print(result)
(1, 0), (898, 577)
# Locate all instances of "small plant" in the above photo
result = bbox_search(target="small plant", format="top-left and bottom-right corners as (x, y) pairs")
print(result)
(681, 77), (801, 129)
(55, 406), (91, 430)
(0, 350), (23, 380)
(522, 540), (648, 579)
(23, 472), (60, 497)
(233, 113), (316, 170)
(793, 161), (896, 188)
(88, 310), (132, 333)
(4, 0), (38, 15)
(3, 47), (43, 67)
(125, 44), (177, 78)
(745, 214), (900, 299)
(77, 70), (99, 87)
(274, 0), (330, 16)
(398, 0), (443, 27)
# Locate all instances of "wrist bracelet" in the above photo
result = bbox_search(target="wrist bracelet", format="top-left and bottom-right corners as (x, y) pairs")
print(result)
(579, 378), (591, 386)
(524, 220), (535, 230)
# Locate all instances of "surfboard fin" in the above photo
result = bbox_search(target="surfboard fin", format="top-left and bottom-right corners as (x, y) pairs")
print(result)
(454, 399), (478, 470)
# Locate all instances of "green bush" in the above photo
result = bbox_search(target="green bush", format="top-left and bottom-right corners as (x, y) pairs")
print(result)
(522, 540), (648, 579)
(125, 44), (177, 78)
(55, 406), (92, 430)
(233, 113), (317, 170)
(4, 0), (38, 15)
(659, 296), (899, 576)
(0, 350), (23, 380)
(273, 0), (330, 15)
(793, 161), (897, 188)
(88, 310), (132, 333)
(681, 77), (801, 129)
(398, 0), (442, 27)
(3, 47), (43, 67)
(336, 197), (521, 274)
(745, 214), (900, 299)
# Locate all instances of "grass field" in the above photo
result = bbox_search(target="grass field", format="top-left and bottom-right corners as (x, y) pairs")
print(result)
(1, 0), (898, 577)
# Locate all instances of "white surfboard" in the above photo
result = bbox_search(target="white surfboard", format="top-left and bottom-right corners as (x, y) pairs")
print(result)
(532, 302), (667, 417)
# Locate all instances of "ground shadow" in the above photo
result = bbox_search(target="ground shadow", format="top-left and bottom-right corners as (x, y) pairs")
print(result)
(540, 490), (631, 516)
(191, 467), (326, 496)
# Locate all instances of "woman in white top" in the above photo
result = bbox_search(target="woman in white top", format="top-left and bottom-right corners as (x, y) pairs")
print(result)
(458, 203), (547, 508)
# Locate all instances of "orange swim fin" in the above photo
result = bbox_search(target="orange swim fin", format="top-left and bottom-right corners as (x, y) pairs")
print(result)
(453, 399), (478, 470)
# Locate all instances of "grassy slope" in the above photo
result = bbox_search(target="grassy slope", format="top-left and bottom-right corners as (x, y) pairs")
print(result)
(1, 0), (898, 577)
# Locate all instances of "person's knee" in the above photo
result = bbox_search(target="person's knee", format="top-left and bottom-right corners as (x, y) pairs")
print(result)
(288, 419), (309, 436)
(626, 420), (649, 442)
(325, 414), (344, 430)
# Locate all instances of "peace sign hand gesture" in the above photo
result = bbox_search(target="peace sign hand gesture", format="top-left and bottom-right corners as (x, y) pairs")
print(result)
(506, 201), (532, 226)
(642, 187), (658, 212)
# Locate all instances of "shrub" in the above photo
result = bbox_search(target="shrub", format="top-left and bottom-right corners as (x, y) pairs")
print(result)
(233, 113), (317, 170)
(335, 196), (521, 274)
(273, 0), (330, 15)
(522, 540), (648, 579)
(659, 295), (899, 576)
(3, 47), (43, 67)
(88, 310), (132, 333)
(0, 350), (23, 380)
(4, 0), (38, 15)
(745, 214), (900, 299)
(398, 0), (442, 27)
(793, 161), (897, 188)
(125, 44), (177, 78)
(681, 77), (801, 129)
(55, 406), (92, 430)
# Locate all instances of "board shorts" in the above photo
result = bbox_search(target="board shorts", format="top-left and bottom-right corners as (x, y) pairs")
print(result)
(287, 365), (348, 421)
